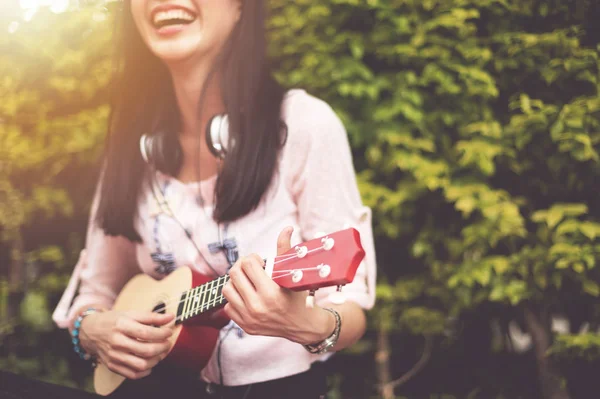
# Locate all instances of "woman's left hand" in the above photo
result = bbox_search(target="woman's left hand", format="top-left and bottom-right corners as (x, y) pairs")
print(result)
(222, 227), (335, 345)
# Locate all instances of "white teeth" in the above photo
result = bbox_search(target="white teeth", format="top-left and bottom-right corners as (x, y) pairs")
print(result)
(153, 9), (195, 26)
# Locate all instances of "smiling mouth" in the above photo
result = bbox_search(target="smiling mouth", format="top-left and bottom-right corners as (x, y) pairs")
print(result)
(152, 8), (196, 29)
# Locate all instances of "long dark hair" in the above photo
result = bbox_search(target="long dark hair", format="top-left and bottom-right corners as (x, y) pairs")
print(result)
(96, 0), (286, 241)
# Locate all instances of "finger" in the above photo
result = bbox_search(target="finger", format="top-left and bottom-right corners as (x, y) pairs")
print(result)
(242, 254), (279, 294)
(114, 334), (172, 359)
(105, 359), (152, 380)
(117, 317), (174, 342)
(276, 226), (294, 256)
(129, 311), (175, 327)
(109, 351), (164, 373)
(223, 303), (244, 326)
(222, 281), (246, 311)
(229, 259), (262, 305)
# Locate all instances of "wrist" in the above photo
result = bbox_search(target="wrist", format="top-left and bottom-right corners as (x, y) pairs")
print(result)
(71, 308), (101, 362)
(302, 307), (342, 354)
(295, 306), (336, 346)
(78, 312), (100, 355)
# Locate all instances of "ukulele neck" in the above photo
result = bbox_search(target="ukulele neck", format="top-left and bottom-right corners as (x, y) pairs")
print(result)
(176, 275), (229, 324)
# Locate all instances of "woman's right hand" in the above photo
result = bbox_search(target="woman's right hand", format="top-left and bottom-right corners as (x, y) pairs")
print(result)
(78, 310), (175, 380)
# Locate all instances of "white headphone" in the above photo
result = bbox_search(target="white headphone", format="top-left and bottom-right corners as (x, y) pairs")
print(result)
(206, 114), (234, 159)
(139, 134), (152, 164)
(139, 114), (233, 167)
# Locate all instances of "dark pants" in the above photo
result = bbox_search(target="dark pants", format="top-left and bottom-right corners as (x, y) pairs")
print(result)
(109, 361), (330, 399)
(0, 369), (98, 399)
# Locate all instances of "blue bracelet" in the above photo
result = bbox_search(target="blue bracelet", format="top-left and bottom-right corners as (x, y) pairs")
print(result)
(71, 308), (99, 366)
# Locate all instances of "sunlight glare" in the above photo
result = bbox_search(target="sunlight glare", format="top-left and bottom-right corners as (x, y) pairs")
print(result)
(19, 0), (73, 14)
(19, 0), (40, 10)
(50, 0), (70, 13)
(8, 21), (20, 34)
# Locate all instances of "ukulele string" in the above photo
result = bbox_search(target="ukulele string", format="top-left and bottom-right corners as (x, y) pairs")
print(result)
(169, 264), (326, 323)
(153, 245), (330, 317)
(156, 261), (323, 320)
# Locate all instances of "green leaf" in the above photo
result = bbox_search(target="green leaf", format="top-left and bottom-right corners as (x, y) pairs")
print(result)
(20, 292), (52, 333)
(580, 222), (600, 240)
(490, 257), (510, 275)
(376, 283), (394, 301)
(583, 280), (600, 297)
(533, 203), (589, 229)
(573, 262), (585, 274)
(550, 242), (580, 257)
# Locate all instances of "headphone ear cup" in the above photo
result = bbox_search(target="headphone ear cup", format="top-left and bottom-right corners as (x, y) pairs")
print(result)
(140, 132), (182, 175)
(206, 114), (230, 159)
(140, 134), (151, 164)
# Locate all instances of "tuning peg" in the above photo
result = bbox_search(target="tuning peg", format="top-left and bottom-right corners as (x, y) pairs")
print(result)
(318, 264), (331, 278)
(295, 246), (308, 258)
(321, 236), (334, 251)
(329, 285), (346, 305)
(306, 289), (316, 308)
(292, 270), (303, 283)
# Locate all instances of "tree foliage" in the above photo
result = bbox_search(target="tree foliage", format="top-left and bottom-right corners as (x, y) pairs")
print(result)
(268, 0), (599, 397)
(0, 6), (112, 387)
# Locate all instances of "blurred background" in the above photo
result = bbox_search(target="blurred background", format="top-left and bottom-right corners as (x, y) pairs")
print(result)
(1, 0), (599, 398)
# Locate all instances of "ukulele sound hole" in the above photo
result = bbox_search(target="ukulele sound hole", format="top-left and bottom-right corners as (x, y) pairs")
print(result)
(152, 302), (166, 314)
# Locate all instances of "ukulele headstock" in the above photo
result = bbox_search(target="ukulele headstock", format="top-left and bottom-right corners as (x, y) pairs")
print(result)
(271, 228), (365, 295)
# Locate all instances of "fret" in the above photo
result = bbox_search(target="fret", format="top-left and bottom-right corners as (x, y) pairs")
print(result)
(190, 286), (200, 319)
(183, 286), (194, 321)
(214, 276), (222, 308)
(188, 286), (198, 318)
(181, 289), (188, 321)
(212, 278), (220, 306)
(215, 276), (227, 308)
(204, 276), (228, 312)
(191, 285), (203, 316)
(218, 276), (228, 305)
(178, 290), (189, 323)
(205, 280), (215, 312)
(209, 280), (218, 308)
(199, 281), (208, 313)
(176, 291), (186, 324)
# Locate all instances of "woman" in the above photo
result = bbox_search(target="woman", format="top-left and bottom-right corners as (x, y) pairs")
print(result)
(52, 0), (376, 398)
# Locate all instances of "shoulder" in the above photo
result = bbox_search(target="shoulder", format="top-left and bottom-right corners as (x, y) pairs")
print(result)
(280, 89), (349, 155)
(278, 90), (354, 193)
(281, 89), (345, 132)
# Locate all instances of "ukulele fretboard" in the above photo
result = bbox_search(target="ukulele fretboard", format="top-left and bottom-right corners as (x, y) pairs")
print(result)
(176, 275), (229, 324)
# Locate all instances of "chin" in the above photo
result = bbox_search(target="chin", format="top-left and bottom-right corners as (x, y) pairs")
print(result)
(151, 43), (203, 63)
(150, 36), (215, 65)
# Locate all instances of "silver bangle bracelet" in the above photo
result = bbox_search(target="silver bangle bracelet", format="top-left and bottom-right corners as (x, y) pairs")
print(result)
(302, 307), (341, 355)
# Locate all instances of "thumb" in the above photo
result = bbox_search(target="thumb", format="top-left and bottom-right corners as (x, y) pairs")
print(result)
(130, 311), (175, 326)
(276, 226), (294, 256)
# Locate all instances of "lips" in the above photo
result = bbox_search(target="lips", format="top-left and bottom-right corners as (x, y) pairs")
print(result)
(151, 5), (197, 30)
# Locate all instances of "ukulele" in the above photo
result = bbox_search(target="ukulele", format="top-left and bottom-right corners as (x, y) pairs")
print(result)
(94, 228), (365, 396)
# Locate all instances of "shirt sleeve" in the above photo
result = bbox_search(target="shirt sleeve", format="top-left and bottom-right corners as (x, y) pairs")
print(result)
(52, 179), (141, 329)
(283, 91), (377, 310)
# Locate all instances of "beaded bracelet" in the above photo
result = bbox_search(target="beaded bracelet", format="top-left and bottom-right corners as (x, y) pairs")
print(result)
(71, 308), (99, 366)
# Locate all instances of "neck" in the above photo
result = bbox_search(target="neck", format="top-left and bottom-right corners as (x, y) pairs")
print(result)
(168, 58), (224, 137)
(176, 275), (230, 324)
